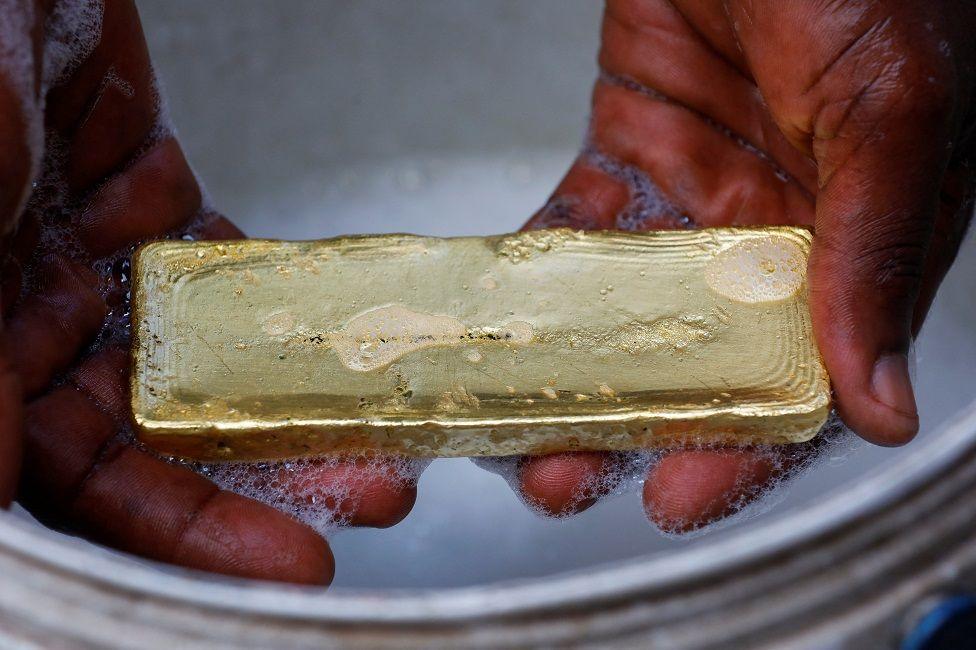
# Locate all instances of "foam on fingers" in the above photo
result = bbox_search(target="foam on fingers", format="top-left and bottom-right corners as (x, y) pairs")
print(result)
(643, 414), (856, 537)
(0, 0), (42, 223)
(200, 455), (428, 536)
(519, 452), (623, 516)
(0, 0), (105, 229)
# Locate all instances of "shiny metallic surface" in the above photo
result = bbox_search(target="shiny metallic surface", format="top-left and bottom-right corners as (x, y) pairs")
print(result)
(132, 229), (827, 461)
(0, 1), (974, 647)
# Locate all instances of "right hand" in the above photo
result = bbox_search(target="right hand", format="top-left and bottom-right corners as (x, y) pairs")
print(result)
(510, 0), (976, 532)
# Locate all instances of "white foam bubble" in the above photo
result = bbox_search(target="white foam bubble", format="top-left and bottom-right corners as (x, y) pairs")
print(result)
(652, 412), (859, 539)
(582, 148), (692, 230)
(198, 455), (429, 535)
(0, 0), (43, 224)
(42, 0), (104, 91)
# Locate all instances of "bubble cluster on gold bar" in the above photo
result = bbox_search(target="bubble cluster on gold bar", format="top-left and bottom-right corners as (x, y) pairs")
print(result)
(130, 228), (830, 461)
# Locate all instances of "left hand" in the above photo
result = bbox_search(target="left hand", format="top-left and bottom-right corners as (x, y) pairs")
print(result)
(0, 0), (417, 585)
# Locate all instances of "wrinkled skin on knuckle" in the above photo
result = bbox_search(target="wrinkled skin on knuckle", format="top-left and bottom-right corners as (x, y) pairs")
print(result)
(736, 1), (963, 156)
(854, 221), (930, 291)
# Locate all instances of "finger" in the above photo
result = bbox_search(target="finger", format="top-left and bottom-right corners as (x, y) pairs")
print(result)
(76, 137), (202, 257)
(524, 158), (630, 230)
(195, 212), (246, 240)
(67, 343), (128, 415)
(588, 80), (814, 228)
(0, 78), (36, 234)
(258, 457), (419, 528)
(642, 448), (786, 534)
(2, 254), (105, 397)
(21, 381), (334, 585)
(518, 452), (620, 516)
(1, 212), (39, 314)
(602, 0), (818, 193)
(0, 351), (22, 507)
(727, 1), (969, 444)
(527, 0), (822, 235)
(0, 0), (42, 235)
(0, 0), (43, 509)
(44, 0), (159, 192)
(67, 345), (416, 529)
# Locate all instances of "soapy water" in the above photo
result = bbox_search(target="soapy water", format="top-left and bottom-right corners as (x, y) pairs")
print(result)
(526, 148), (693, 232)
(473, 412), (856, 538)
(198, 456), (432, 532)
(189, 412), (856, 538)
(0, 0), (103, 226)
(10, 1), (866, 549)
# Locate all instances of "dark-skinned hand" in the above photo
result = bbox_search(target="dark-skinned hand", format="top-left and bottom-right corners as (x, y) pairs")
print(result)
(515, 0), (976, 531)
(1, 0), (974, 584)
(0, 0), (416, 586)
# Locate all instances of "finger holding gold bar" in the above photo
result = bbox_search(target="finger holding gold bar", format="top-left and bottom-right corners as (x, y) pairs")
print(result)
(131, 228), (830, 462)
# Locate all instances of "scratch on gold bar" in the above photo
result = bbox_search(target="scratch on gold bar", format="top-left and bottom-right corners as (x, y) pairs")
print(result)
(131, 228), (830, 462)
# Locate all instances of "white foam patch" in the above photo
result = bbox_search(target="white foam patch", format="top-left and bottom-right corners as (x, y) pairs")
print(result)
(0, 0), (42, 224)
(198, 456), (430, 536)
(42, 0), (103, 91)
(583, 148), (692, 230)
(0, 0), (36, 104)
(653, 412), (859, 539)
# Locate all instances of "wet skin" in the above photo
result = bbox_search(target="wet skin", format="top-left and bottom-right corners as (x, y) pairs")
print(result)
(0, 0), (974, 583)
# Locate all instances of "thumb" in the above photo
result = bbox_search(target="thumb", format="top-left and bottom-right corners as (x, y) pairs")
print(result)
(807, 89), (949, 446)
(805, 25), (968, 446)
(727, 1), (973, 445)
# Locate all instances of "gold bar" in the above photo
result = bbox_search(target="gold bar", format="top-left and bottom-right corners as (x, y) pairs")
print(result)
(131, 228), (830, 461)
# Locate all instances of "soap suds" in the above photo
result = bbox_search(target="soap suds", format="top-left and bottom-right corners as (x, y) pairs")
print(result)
(42, 0), (104, 90)
(199, 455), (430, 536)
(705, 236), (806, 303)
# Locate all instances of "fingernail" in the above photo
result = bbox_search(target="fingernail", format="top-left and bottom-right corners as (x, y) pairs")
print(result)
(871, 353), (918, 418)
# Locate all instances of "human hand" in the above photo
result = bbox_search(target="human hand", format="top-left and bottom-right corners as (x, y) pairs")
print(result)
(0, 0), (416, 584)
(510, 0), (976, 531)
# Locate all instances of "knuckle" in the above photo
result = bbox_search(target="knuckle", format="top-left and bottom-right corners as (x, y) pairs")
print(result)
(812, 17), (958, 142)
(872, 28), (957, 118)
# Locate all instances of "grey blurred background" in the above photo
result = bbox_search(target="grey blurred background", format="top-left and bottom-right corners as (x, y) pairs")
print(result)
(134, 1), (976, 589)
(139, 0), (602, 237)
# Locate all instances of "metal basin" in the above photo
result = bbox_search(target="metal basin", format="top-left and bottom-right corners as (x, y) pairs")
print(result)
(1, 1), (974, 646)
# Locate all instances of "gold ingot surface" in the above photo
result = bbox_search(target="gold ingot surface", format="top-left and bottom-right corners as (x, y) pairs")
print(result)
(131, 228), (830, 461)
